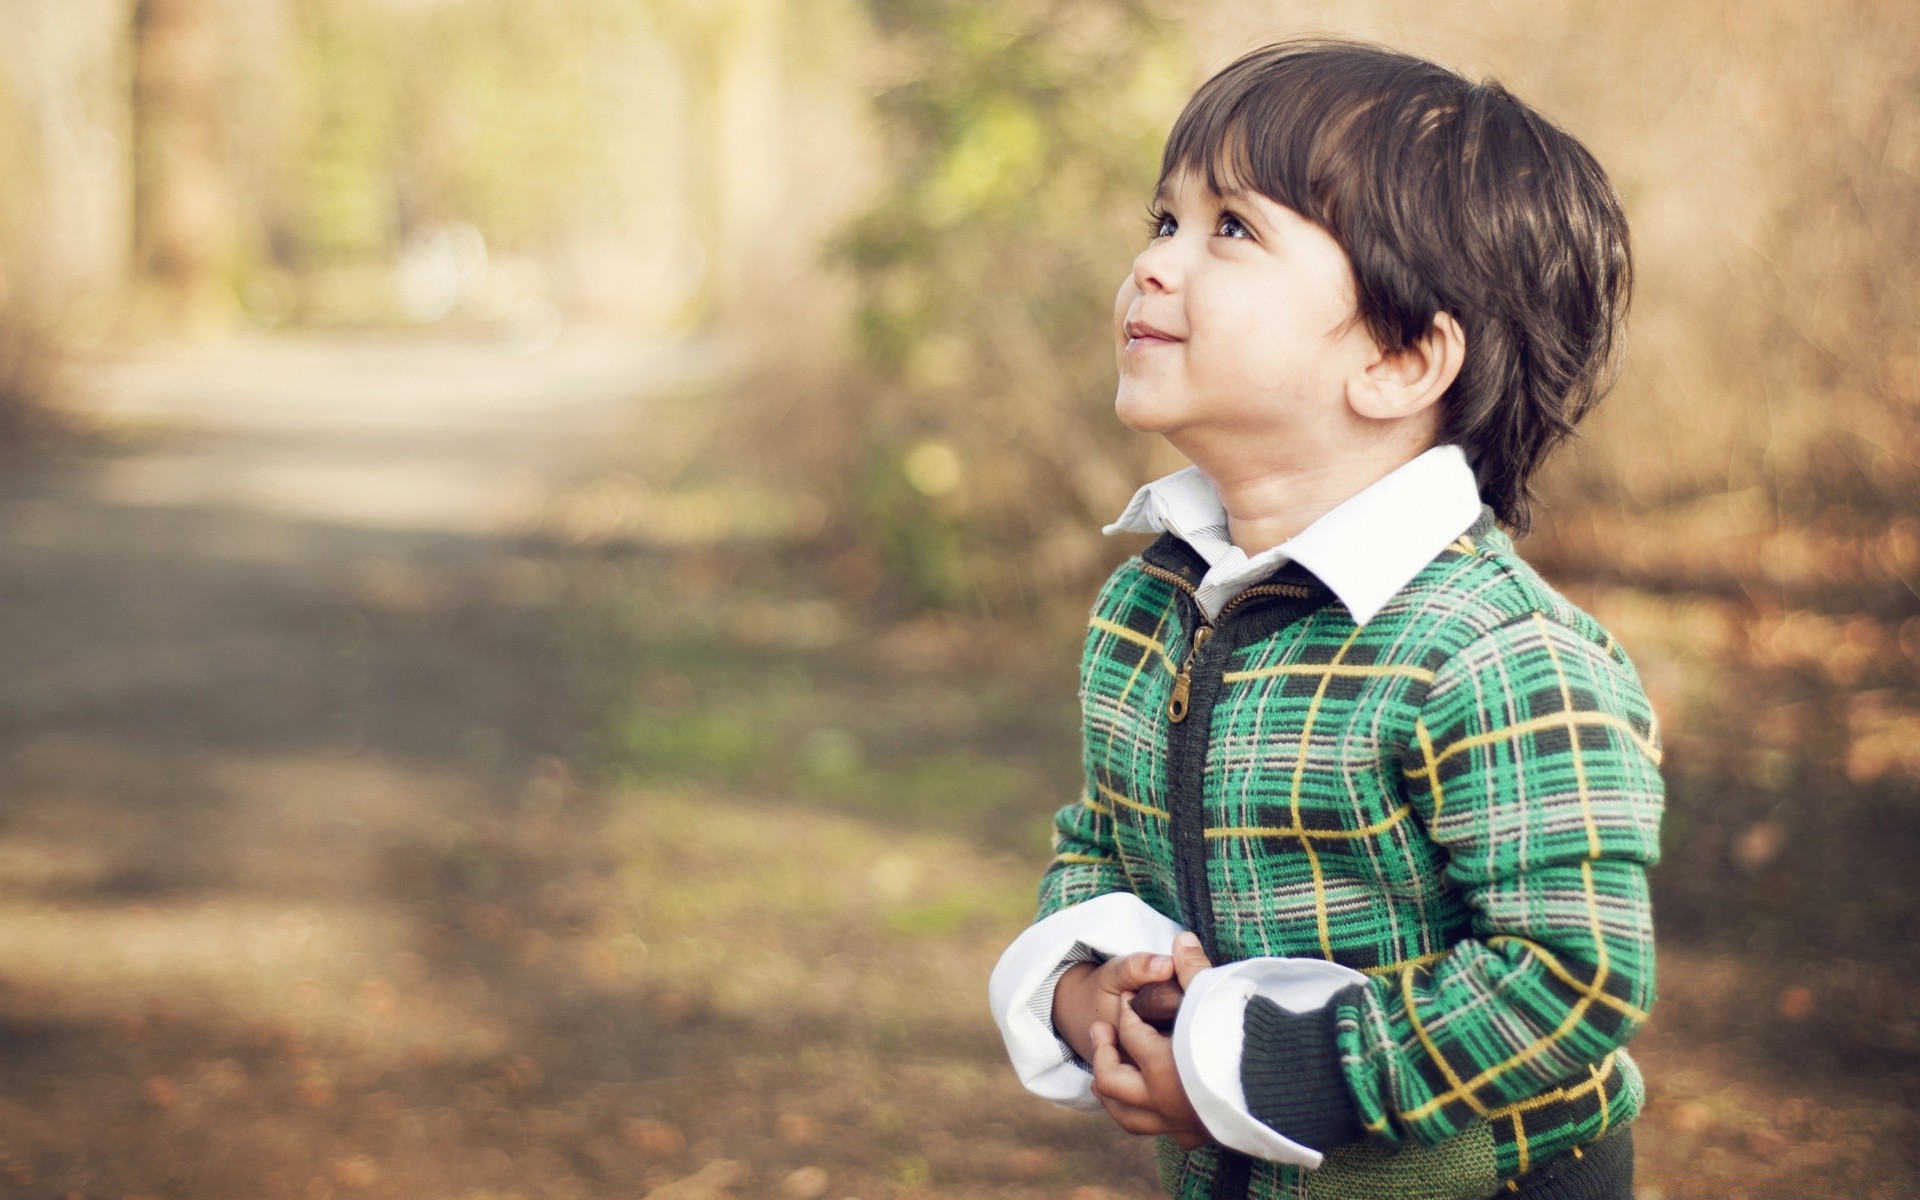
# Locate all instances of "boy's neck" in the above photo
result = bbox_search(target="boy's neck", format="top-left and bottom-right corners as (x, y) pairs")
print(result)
(1196, 444), (1435, 558)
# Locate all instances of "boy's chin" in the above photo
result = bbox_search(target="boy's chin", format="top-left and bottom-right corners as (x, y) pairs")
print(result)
(1113, 388), (1184, 435)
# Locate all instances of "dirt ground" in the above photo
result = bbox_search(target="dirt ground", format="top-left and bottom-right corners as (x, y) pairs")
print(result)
(0, 335), (1911, 1200)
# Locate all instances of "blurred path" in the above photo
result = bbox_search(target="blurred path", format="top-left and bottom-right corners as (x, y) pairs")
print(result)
(0, 334), (772, 1198)
(0, 335), (1150, 1200)
(0, 334), (719, 907)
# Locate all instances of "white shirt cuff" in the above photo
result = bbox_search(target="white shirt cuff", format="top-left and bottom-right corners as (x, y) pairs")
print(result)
(987, 892), (1187, 1112)
(1168, 957), (1368, 1167)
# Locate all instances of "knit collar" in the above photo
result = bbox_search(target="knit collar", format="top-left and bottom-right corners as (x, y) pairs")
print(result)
(1103, 444), (1486, 625)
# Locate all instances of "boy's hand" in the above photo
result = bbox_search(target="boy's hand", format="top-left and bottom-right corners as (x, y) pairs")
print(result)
(1052, 949), (1178, 1068)
(1088, 932), (1215, 1150)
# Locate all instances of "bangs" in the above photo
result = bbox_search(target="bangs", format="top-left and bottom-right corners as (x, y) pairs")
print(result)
(1154, 42), (1439, 236)
(1156, 49), (1333, 225)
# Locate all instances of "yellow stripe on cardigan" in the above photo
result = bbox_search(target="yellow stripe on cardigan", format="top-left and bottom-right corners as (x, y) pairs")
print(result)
(1289, 626), (1366, 961)
(1395, 861), (1619, 1121)
(1205, 802), (1414, 842)
(1087, 615), (1177, 675)
(1097, 781), (1170, 820)
(1113, 605), (1175, 711)
(1413, 718), (1449, 820)
(1484, 936), (1650, 1024)
(1360, 948), (1449, 977)
(1400, 710), (1663, 774)
(1485, 1052), (1618, 1120)
(1221, 662), (1436, 684)
(1402, 959), (1492, 1118)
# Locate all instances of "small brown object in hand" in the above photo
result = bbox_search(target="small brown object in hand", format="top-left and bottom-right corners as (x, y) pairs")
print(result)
(1130, 979), (1185, 1033)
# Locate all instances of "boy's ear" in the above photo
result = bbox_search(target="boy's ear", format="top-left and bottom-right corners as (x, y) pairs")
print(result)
(1346, 311), (1466, 422)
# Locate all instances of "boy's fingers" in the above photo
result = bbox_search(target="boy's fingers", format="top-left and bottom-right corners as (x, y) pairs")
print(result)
(1089, 1021), (1155, 1109)
(1088, 1020), (1115, 1062)
(1113, 991), (1174, 1072)
(1092, 1018), (1142, 1071)
(1093, 1065), (1155, 1111)
(1172, 931), (1214, 990)
(1095, 1089), (1177, 1136)
(1087, 1022), (1127, 1077)
(1106, 951), (1174, 991)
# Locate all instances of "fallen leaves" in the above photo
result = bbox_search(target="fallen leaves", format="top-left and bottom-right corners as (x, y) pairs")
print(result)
(623, 1118), (687, 1157)
(498, 1054), (543, 1092)
(331, 1155), (380, 1188)
(1777, 986), (1816, 1020)
(779, 1165), (830, 1199)
(774, 1112), (819, 1144)
(296, 1073), (337, 1108)
(1005, 1145), (1059, 1179)
(641, 1159), (747, 1200)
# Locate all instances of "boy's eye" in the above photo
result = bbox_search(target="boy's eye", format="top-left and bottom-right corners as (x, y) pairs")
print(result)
(1141, 205), (1252, 242)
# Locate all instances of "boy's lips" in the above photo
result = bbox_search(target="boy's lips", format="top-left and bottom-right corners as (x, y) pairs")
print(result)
(1124, 318), (1183, 351)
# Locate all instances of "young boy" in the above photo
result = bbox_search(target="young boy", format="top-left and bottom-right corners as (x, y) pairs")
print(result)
(987, 39), (1663, 1200)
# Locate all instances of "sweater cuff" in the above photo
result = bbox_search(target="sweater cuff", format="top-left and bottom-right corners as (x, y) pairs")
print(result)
(1241, 985), (1367, 1153)
(1167, 957), (1368, 1168)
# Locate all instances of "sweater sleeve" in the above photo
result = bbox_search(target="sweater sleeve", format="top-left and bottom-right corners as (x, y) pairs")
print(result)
(1034, 779), (1136, 922)
(990, 560), (1193, 1111)
(987, 781), (1186, 1113)
(1329, 611), (1664, 1150)
(989, 719), (1186, 1109)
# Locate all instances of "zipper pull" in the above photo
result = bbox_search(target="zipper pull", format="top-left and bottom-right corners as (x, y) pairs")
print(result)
(1167, 626), (1211, 722)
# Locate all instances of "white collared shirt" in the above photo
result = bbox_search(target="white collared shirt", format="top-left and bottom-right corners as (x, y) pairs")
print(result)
(1102, 444), (1485, 625)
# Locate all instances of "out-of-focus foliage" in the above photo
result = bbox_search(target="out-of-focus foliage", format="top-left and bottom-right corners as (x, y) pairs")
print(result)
(275, 0), (645, 264)
(254, 0), (668, 329)
(823, 0), (1187, 610)
(0, 0), (869, 335)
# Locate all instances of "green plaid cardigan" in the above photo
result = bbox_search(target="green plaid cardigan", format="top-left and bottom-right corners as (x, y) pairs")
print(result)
(1036, 506), (1663, 1200)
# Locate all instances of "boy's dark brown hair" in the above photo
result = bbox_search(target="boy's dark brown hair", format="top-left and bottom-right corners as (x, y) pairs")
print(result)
(1160, 38), (1631, 532)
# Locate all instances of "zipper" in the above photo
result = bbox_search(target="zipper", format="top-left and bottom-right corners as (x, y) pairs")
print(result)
(1136, 554), (1322, 985)
(1140, 563), (1312, 723)
(1166, 626), (1209, 721)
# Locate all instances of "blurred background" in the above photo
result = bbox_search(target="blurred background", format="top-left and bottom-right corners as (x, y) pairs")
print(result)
(0, 1), (1915, 1197)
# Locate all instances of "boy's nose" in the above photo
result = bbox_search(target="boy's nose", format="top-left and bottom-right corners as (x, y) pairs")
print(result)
(1132, 241), (1178, 294)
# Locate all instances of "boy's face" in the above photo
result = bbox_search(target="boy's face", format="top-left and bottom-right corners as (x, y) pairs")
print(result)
(1112, 165), (1378, 458)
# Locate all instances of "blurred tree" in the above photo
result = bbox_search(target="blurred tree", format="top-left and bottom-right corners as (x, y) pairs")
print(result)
(254, 0), (773, 329)
(647, 0), (764, 329)
(132, 0), (235, 334)
(824, 0), (1189, 612)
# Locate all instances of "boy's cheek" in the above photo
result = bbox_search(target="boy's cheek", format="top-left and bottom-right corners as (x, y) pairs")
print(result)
(1112, 278), (1140, 333)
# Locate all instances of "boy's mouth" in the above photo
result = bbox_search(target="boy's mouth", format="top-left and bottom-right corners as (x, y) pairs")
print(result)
(1125, 318), (1183, 347)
